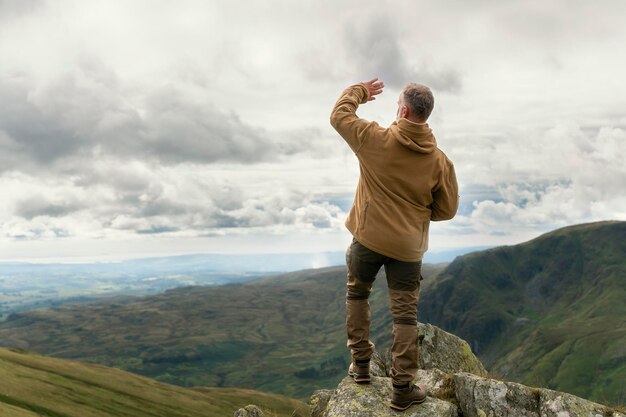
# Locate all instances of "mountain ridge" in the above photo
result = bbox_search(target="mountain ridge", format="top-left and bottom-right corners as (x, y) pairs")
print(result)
(421, 220), (626, 403)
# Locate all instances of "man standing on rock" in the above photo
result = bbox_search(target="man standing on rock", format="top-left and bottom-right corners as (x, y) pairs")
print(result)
(330, 78), (459, 411)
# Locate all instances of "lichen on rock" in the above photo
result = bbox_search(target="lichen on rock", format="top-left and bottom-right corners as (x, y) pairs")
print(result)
(453, 372), (540, 417)
(311, 389), (334, 417)
(310, 323), (621, 417)
(320, 376), (458, 417)
(418, 322), (487, 377)
(234, 404), (265, 417)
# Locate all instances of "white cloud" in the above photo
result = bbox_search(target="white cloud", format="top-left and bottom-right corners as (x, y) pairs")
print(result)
(449, 123), (626, 238)
(1, 0), (626, 260)
(0, 158), (349, 247)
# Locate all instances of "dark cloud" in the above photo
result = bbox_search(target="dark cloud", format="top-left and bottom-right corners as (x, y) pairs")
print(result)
(0, 66), (298, 172)
(135, 86), (275, 164)
(15, 196), (84, 220)
(300, 11), (461, 93)
(0, 0), (44, 20)
(343, 14), (461, 92)
(136, 226), (180, 235)
(0, 76), (84, 167)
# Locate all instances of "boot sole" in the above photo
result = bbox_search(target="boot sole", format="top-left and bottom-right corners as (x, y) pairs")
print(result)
(349, 373), (371, 384)
(389, 397), (426, 411)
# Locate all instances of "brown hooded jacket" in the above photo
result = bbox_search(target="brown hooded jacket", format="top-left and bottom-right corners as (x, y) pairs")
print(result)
(331, 84), (459, 261)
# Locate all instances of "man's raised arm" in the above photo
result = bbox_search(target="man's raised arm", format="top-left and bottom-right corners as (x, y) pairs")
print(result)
(330, 78), (384, 154)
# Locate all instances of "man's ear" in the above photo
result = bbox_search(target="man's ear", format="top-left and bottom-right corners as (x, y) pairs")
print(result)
(401, 105), (409, 119)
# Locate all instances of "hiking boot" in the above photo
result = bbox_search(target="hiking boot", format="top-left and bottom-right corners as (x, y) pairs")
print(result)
(390, 383), (427, 411)
(348, 360), (371, 383)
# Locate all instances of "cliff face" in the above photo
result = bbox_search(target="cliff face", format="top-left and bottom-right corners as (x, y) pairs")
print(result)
(306, 323), (625, 417)
(420, 221), (626, 404)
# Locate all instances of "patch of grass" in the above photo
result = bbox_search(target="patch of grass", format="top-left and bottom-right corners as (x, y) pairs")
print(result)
(0, 347), (309, 417)
(0, 393), (70, 417)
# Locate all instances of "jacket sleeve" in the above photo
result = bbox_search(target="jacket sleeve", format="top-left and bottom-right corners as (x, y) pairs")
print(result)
(330, 84), (380, 154)
(431, 157), (459, 221)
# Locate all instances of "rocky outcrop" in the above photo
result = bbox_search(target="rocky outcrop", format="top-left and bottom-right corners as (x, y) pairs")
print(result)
(313, 376), (457, 417)
(310, 389), (333, 417)
(417, 322), (487, 377)
(453, 372), (625, 417)
(370, 323), (487, 378)
(234, 405), (265, 417)
(310, 323), (624, 417)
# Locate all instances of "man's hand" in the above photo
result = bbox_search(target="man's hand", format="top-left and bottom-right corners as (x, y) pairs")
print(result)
(362, 77), (384, 101)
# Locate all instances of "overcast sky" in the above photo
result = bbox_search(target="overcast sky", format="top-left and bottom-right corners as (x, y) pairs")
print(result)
(1, 0), (625, 263)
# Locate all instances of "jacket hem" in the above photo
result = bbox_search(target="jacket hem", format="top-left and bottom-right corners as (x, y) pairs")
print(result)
(347, 227), (425, 263)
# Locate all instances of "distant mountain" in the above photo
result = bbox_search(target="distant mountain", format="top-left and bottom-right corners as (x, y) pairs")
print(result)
(421, 220), (626, 404)
(0, 252), (347, 275)
(0, 347), (308, 417)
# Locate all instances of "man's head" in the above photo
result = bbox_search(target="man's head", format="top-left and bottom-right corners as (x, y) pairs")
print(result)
(396, 83), (434, 123)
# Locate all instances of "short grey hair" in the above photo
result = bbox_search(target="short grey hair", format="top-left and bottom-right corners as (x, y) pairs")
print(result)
(403, 83), (434, 121)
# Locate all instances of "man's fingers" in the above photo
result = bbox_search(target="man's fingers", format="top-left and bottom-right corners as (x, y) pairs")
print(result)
(362, 77), (384, 101)
(371, 85), (384, 94)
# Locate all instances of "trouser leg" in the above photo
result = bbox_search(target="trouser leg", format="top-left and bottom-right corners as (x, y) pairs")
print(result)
(389, 288), (420, 384)
(385, 259), (421, 385)
(345, 239), (382, 362)
(346, 270), (375, 361)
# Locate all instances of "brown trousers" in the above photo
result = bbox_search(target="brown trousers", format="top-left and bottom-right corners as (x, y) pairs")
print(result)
(345, 238), (422, 384)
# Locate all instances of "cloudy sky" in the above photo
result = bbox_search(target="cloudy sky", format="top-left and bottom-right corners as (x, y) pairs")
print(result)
(1, 0), (625, 262)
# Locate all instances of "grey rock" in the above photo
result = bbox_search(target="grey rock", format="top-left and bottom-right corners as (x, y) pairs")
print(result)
(234, 404), (265, 417)
(369, 360), (387, 377)
(540, 389), (616, 417)
(453, 372), (621, 417)
(453, 372), (541, 417)
(312, 324), (620, 417)
(414, 368), (453, 399)
(321, 376), (458, 417)
(370, 323), (487, 378)
(418, 322), (488, 377)
(311, 389), (334, 417)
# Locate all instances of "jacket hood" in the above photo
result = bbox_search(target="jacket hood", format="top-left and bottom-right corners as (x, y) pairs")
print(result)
(391, 118), (437, 153)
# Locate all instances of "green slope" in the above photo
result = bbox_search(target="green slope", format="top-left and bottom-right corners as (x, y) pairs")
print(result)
(0, 347), (309, 417)
(0, 264), (444, 400)
(420, 221), (626, 405)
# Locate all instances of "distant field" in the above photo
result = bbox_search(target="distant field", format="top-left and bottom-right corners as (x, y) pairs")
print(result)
(0, 257), (279, 320)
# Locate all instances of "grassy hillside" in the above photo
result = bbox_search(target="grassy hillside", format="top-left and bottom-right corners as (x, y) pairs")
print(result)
(0, 263), (445, 400)
(0, 347), (309, 417)
(420, 221), (626, 405)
